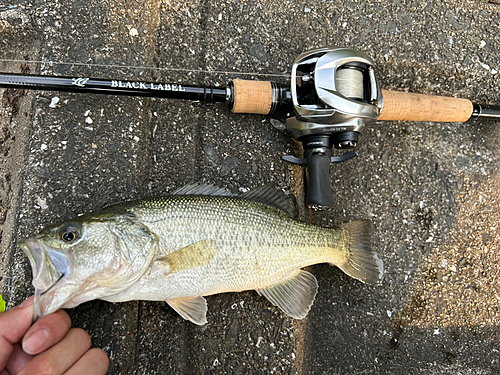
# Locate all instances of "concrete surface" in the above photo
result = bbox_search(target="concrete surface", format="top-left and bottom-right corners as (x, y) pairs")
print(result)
(1, 0), (499, 374)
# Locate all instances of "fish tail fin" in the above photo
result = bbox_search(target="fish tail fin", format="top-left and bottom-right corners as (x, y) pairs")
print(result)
(335, 220), (384, 285)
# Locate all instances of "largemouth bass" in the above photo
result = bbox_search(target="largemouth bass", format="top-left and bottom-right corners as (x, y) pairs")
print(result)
(19, 184), (383, 324)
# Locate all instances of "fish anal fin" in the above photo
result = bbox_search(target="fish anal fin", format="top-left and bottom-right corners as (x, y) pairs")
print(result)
(167, 296), (208, 325)
(257, 270), (318, 320)
(157, 239), (216, 274)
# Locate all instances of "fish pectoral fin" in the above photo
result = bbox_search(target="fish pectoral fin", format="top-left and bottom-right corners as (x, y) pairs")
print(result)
(167, 296), (208, 325)
(157, 239), (216, 274)
(257, 270), (318, 320)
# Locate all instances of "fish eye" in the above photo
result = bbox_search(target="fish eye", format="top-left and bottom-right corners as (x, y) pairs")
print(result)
(59, 224), (80, 243)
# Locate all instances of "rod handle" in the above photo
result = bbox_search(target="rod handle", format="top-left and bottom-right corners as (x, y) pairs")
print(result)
(231, 79), (273, 115)
(378, 90), (473, 122)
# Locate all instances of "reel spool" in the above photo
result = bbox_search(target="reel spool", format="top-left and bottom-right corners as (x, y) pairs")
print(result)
(336, 66), (365, 101)
(283, 47), (382, 209)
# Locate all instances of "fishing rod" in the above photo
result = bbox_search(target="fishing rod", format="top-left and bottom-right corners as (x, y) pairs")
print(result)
(1, 47), (499, 208)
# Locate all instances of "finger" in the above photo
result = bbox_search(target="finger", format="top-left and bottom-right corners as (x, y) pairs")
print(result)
(4, 343), (32, 374)
(0, 297), (34, 370)
(22, 309), (71, 355)
(64, 348), (109, 375)
(18, 328), (91, 375)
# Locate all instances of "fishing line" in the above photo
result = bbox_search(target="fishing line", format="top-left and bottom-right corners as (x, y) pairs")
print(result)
(40, 272), (65, 296)
(0, 58), (291, 78)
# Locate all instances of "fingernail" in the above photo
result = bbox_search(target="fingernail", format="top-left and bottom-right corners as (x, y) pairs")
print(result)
(19, 297), (34, 309)
(23, 328), (50, 354)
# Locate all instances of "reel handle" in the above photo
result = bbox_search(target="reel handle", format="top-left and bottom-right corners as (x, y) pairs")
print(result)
(306, 152), (334, 208)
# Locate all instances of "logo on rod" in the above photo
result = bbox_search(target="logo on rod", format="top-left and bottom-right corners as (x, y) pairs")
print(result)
(111, 80), (186, 92)
(72, 78), (90, 87)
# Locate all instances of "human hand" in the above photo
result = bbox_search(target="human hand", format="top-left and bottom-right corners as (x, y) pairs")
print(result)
(0, 296), (109, 375)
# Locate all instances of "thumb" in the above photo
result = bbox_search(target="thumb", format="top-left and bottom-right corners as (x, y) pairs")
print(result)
(0, 296), (34, 370)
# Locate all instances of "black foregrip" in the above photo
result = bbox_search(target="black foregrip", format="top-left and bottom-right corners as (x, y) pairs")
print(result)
(306, 152), (334, 208)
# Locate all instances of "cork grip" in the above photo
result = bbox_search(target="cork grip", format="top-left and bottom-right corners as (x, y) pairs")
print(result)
(231, 79), (273, 115)
(378, 90), (473, 122)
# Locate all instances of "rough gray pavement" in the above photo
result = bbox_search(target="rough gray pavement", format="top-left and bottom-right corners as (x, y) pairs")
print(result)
(1, 0), (499, 374)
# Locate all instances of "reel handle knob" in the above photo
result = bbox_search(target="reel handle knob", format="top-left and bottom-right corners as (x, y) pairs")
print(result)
(306, 152), (334, 208)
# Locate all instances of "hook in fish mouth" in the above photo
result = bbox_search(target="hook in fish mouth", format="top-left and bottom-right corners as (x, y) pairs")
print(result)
(20, 237), (74, 321)
(32, 271), (66, 323)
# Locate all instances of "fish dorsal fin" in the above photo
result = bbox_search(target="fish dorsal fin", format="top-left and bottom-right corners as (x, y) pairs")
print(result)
(167, 296), (208, 325)
(172, 183), (236, 197)
(241, 185), (296, 217)
(157, 239), (216, 274)
(257, 270), (318, 319)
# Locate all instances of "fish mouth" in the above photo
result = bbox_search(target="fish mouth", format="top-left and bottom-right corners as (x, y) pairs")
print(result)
(19, 238), (73, 321)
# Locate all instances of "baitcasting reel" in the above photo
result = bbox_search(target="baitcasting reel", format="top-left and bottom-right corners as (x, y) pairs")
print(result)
(282, 47), (383, 209)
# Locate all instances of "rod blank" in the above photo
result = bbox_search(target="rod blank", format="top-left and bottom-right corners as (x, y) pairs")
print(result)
(472, 104), (500, 119)
(0, 73), (228, 103)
